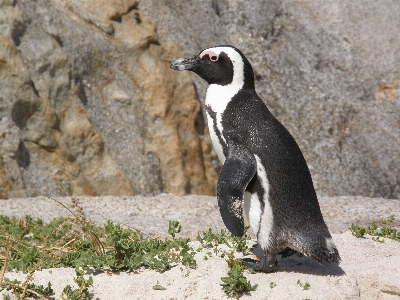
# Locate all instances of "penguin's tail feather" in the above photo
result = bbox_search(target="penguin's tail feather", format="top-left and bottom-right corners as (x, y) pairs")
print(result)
(307, 235), (341, 265)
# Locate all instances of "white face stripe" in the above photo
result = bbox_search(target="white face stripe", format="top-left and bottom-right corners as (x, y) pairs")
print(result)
(203, 47), (245, 145)
(199, 50), (218, 61)
(254, 155), (273, 250)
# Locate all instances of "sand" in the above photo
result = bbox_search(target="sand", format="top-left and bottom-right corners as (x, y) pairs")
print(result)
(1, 232), (400, 299)
(1, 195), (400, 299)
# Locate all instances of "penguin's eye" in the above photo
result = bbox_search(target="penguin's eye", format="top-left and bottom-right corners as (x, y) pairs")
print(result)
(210, 55), (218, 62)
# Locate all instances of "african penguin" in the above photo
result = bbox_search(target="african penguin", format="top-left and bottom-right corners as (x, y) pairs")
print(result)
(170, 45), (340, 272)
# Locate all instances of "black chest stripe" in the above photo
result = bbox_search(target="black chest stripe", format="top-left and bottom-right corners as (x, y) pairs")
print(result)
(205, 105), (228, 153)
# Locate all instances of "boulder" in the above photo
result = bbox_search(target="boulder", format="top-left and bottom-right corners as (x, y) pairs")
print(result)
(0, 0), (217, 198)
(1, 0), (399, 199)
(140, 0), (400, 199)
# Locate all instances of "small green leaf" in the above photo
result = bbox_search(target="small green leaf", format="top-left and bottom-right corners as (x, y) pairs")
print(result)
(152, 281), (166, 290)
(303, 282), (311, 290)
(297, 279), (311, 290)
(168, 220), (182, 239)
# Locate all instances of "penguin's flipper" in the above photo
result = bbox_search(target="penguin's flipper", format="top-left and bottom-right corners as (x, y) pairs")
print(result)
(217, 130), (257, 237)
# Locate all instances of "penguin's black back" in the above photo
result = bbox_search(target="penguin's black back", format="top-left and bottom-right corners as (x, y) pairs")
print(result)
(221, 88), (330, 249)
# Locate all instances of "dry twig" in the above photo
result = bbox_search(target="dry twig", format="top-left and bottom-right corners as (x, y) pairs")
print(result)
(47, 196), (105, 255)
(0, 282), (54, 300)
(0, 235), (10, 283)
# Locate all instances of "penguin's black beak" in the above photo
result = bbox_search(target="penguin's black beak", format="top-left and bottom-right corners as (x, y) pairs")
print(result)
(170, 55), (201, 71)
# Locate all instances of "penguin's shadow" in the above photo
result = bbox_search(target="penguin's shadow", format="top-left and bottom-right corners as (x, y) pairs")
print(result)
(274, 255), (345, 276)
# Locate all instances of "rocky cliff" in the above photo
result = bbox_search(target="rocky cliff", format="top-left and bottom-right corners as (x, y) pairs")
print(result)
(141, 0), (400, 199)
(0, 0), (399, 199)
(0, 0), (217, 199)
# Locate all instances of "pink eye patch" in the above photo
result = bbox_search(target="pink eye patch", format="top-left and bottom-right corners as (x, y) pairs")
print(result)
(200, 50), (219, 62)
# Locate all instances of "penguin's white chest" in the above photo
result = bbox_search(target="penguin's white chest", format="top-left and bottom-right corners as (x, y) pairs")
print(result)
(207, 115), (226, 163)
(205, 84), (241, 164)
(243, 155), (273, 250)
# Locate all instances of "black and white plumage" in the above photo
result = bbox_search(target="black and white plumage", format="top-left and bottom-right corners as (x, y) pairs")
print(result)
(171, 45), (340, 272)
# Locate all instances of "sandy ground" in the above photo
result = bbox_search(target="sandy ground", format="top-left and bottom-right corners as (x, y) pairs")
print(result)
(1, 232), (400, 300)
(1, 195), (400, 299)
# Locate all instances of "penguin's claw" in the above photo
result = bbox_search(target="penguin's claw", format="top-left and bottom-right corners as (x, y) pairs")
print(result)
(242, 255), (276, 273)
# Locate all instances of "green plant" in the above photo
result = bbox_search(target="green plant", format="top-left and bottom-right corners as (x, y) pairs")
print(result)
(0, 213), (202, 299)
(2, 294), (11, 300)
(60, 268), (93, 300)
(297, 279), (310, 290)
(168, 220), (182, 239)
(0, 235), (55, 299)
(220, 253), (258, 298)
(270, 281), (277, 288)
(197, 228), (231, 247)
(196, 226), (252, 255)
(100, 220), (197, 272)
(0, 214), (197, 274)
(152, 281), (166, 290)
(0, 277), (54, 299)
(350, 215), (400, 242)
(349, 223), (366, 238)
(0, 196), (263, 299)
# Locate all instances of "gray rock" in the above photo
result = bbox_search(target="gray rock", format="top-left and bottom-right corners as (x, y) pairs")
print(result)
(1, 0), (399, 199)
(140, 0), (400, 199)
(0, 0), (217, 198)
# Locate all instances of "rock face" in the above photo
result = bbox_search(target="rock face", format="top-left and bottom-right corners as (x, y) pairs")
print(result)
(1, 1), (399, 200)
(140, 0), (400, 199)
(0, 0), (217, 199)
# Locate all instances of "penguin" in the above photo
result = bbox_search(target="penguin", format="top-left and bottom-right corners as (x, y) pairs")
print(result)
(170, 45), (340, 272)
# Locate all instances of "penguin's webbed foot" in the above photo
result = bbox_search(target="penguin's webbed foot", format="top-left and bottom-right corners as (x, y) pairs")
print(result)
(242, 258), (273, 273)
(242, 254), (276, 273)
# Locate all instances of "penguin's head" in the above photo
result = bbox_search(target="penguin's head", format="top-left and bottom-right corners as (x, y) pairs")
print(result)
(170, 45), (254, 89)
